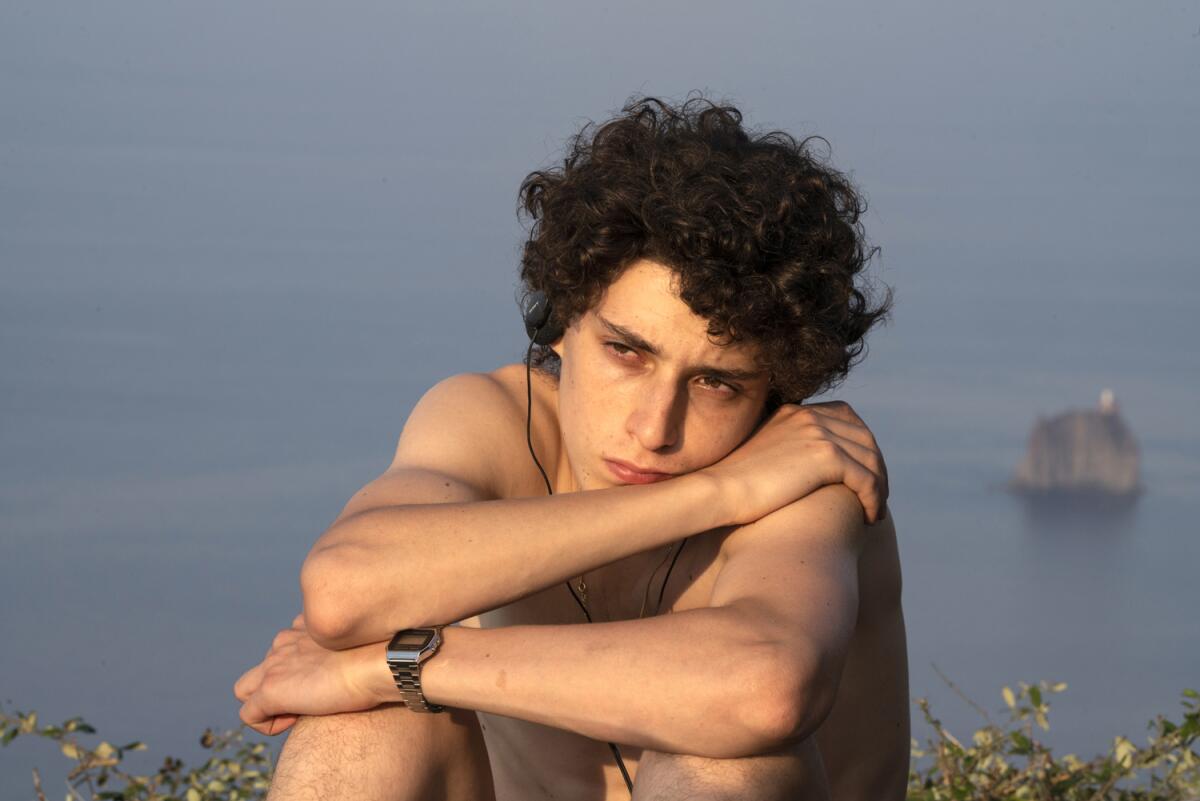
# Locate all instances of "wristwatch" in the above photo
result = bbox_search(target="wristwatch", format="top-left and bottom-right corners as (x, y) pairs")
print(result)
(386, 626), (447, 712)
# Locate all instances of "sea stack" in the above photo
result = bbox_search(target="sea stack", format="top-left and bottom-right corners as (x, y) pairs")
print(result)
(1009, 389), (1142, 498)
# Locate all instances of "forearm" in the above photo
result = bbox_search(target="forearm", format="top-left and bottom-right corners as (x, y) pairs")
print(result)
(356, 606), (792, 760)
(303, 472), (728, 649)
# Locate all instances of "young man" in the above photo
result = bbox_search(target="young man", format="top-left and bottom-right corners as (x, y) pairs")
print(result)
(234, 95), (908, 800)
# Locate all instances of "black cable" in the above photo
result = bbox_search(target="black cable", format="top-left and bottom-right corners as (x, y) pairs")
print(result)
(655, 538), (687, 618)
(524, 340), (591, 622)
(523, 337), (686, 796)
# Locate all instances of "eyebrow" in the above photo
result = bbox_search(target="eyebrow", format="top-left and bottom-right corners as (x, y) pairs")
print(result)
(596, 315), (766, 382)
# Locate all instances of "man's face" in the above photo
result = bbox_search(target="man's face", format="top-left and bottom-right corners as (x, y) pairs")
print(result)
(550, 259), (771, 491)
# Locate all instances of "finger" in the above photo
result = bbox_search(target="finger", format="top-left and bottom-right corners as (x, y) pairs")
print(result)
(801, 402), (888, 491)
(794, 405), (878, 453)
(812, 431), (888, 505)
(272, 628), (303, 649)
(823, 440), (887, 524)
(240, 693), (289, 735)
(266, 714), (300, 736)
(838, 454), (886, 525)
(239, 696), (268, 730)
(233, 665), (263, 701)
(795, 412), (888, 502)
(797, 399), (864, 427)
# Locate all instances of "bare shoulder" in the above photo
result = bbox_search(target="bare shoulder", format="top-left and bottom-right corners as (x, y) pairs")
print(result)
(716, 483), (872, 563)
(720, 484), (902, 617)
(393, 365), (557, 498)
(394, 369), (523, 468)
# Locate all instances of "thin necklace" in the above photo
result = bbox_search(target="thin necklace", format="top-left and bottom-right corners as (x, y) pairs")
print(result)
(572, 539), (683, 621)
(573, 573), (589, 610)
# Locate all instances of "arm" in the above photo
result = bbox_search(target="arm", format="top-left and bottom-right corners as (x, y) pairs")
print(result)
(240, 483), (869, 756)
(302, 372), (728, 649)
(354, 606), (789, 760)
(304, 374), (888, 652)
(705, 482), (868, 743)
(345, 483), (866, 757)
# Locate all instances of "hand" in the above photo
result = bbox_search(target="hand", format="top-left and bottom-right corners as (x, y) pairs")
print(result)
(700, 400), (890, 526)
(233, 613), (385, 736)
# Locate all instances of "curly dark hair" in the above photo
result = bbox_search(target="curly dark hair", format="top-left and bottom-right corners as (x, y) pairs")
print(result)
(516, 92), (894, 411)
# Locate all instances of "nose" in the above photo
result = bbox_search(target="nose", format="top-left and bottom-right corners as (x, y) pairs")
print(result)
(626, 379), (686, 453)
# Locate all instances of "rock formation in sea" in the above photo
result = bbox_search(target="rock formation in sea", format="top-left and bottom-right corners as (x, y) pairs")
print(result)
(1009, 389), (1142, 498)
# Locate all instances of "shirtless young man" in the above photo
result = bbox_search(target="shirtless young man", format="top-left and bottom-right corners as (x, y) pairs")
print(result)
(234, 95), (909, 800)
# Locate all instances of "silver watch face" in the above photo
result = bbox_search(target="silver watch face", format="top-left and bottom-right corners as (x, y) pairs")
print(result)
(391, 630), (433, 650)
(387, 628), (439, 660)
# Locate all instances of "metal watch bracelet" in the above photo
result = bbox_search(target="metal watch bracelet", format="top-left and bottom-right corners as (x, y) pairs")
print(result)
(386, 625), (446, 713)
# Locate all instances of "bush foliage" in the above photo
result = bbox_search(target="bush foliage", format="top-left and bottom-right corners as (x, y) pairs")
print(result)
(3, 681), (1197, 800)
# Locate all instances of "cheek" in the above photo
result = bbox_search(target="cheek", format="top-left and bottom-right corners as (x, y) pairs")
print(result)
(686, 409), (758, 464)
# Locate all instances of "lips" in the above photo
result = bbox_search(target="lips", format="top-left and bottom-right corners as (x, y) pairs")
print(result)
(603, 458), (675, 485)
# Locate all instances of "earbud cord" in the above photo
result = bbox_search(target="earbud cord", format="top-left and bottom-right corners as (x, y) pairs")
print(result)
(524, 338), (686, 796)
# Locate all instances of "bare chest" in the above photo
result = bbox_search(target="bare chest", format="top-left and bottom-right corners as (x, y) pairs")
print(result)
(457, 529), (731, 800)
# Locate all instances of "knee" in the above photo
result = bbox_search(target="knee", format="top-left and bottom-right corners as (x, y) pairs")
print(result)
(631, 739), (829, 801)
(631, 751), (750, 801)
(268, 705), (494, 801)
(283, 704), (412, 753)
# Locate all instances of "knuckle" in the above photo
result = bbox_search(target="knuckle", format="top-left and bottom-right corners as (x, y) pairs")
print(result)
(812, 438), (841, 459)
(798, 421), (826, 438)
(786, 404), (811, 422)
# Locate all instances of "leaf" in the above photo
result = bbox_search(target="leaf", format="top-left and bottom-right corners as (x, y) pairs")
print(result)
(1114, 736), (1136, 768)
(1002, 686), (1016, 708)
(1010, 731), (1033, 754)
(186, 788), (202, 801)
(61, 741), (81, 760)
(95, 741), (116, 759)
(1030, 686), (1043, 707)
(1050, 681), (1068, 693)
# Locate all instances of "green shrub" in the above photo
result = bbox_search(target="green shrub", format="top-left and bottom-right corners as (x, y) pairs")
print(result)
(909, 681), (1200, 800)
(3, 682), (1198, 800)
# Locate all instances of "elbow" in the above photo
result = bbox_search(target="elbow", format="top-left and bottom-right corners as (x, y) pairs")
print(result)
(300, 545), (365, 649)
(747, 647), (840, 752)
(709, 645), (823, 759)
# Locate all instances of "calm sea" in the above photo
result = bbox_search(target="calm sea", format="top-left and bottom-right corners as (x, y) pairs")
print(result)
(2, 267), (1198, 795)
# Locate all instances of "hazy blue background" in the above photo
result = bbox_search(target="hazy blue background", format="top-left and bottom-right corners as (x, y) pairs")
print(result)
(3, 1), (1198, 794)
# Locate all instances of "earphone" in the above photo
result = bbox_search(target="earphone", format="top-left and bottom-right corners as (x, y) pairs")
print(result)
(519, 289), (687, 796)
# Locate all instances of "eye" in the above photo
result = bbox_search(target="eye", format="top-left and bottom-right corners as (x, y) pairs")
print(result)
(697, 375), (738, 395)
(604, 341), (638, 360)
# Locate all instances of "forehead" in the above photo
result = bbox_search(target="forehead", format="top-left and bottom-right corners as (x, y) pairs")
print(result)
(587, 259), (762, 368)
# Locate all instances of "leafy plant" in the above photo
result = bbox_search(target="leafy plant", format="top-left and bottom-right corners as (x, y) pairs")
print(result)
(0, 704), (273, 801)
(909, 677), (1200, 800)
(4, 682), (1198, 800)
